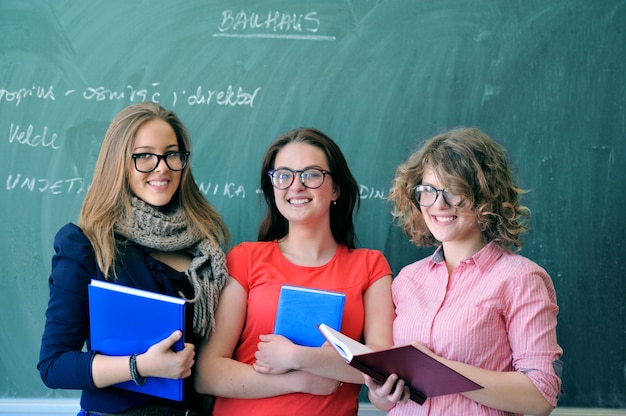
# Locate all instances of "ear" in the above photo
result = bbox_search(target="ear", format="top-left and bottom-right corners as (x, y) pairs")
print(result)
(332, 188), (340, 202)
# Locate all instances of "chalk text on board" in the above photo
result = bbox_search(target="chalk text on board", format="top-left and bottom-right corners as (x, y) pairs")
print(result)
(82, 83), (163, 103)
(218, 10), (320, 33)
(1, 83), (262, 109)
(197, 181), (246, 198)
(176, 85), (262, 108)
(0, 84), (55, 107)
(9, 123), (60, 150)
(359, 185), (387, 200)
(6, 174), (86, 194)
(215, 10), (334, 41)
(4, 175), (388, 201)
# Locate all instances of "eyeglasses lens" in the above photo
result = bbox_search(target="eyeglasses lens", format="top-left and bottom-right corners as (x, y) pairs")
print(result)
(270, 168), (327, 190)
(134, 152), (187, 173)
(415, 185), (461, 207)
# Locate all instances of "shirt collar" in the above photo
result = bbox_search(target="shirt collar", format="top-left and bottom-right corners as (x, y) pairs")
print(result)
(430, 241), (506, 273)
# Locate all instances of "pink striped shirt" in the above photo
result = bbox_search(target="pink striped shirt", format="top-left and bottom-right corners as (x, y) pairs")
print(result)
(390, 242), (562, 416)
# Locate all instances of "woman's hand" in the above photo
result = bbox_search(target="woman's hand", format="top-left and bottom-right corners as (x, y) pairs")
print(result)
(364, 373), (410, 411)
(252, 333), (341, 396)
(137, 330), (195, 379)
(253, 334), (298, 375)
(92, 330), (194, 388)
(294, 371), (341, 396)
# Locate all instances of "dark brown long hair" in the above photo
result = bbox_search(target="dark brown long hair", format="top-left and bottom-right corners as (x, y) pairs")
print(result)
(257, 128), (360, 249)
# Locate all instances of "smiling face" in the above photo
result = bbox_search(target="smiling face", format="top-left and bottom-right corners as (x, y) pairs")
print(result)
(272, 141), (339, 227)
(420, 168), (483, 252)
(128, 118), (182, 208)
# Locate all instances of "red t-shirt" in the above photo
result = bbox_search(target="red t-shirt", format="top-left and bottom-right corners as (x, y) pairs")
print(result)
(213, 241), (392, 416)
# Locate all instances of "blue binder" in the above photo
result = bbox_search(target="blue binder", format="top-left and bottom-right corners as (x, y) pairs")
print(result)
(88, 279), (185, 401)
(273, 285), (346, 347)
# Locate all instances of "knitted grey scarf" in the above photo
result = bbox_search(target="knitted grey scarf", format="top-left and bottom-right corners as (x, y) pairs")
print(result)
(114, 197), (228, 339)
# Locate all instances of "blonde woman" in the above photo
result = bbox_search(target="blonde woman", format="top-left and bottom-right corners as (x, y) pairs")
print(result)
(38, 102), (229, 415)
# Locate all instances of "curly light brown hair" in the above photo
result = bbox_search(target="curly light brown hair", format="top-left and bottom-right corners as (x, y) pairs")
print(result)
(388, 127), (529, 251)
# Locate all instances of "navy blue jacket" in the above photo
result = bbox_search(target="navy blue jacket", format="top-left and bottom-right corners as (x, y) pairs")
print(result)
(38, 223), (203, 412)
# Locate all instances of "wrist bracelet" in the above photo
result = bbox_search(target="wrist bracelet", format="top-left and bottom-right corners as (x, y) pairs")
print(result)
(129, 353), (147, 386)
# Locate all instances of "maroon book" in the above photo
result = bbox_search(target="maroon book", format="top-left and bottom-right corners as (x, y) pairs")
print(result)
(318, 324), (483, 404)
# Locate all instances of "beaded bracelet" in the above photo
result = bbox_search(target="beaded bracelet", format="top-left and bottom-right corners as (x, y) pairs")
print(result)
(129, 353), (147, 386)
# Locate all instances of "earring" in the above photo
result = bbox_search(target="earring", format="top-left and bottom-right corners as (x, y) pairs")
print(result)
(332, 200), (337, 206)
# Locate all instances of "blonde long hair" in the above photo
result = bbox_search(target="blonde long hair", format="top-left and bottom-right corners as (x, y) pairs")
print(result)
(78, 102), (230, 278)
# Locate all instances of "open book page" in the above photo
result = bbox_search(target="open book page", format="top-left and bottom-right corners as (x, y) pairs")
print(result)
(317, 323), (372, 361)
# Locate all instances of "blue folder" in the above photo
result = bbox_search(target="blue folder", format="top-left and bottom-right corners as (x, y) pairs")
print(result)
(273, 285), (346, 347)
(88, 280), (186, 401)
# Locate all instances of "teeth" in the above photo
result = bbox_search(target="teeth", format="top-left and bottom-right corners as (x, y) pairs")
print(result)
(150, 180), (168, 186)
(436, 216), (455, 222)
(289, 198), (310, 204)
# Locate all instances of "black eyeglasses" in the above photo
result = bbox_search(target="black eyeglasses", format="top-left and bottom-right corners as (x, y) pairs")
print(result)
(413, 185), (462, 207)
(268, 168), (332, 190)
(131, 151), (190, 173)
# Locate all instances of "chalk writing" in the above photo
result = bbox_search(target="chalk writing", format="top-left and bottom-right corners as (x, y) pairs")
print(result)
(218, 10), (320, 33)
(4, 174), (249, 199)
(214, 10), (335, 40)
(82, 83), (162, 103)
(180, 85), (261, 107)
(197, 181), (246, 198)
(6, 174), (86, 194)
(9, 124), (60, 150)
(4, 173), (388, 202)
(0, 83), (262, 109)
(359, 184), (388, 200)
(0, 84), (55, 106)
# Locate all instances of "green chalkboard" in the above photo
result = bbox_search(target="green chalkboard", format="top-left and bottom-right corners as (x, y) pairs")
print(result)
(1, 0), (624, 409)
